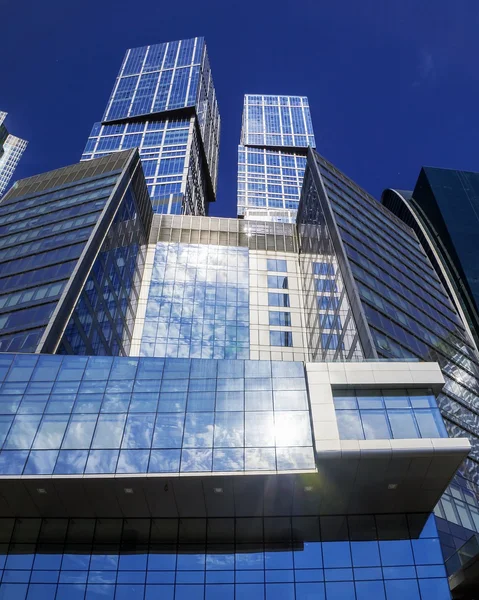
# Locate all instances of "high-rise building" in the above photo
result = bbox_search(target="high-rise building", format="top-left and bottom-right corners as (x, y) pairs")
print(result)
(299, 149), (479, 596)
(0, 146), (476, 599)
(82, 37), (219, 216)
(382, 167), (479, 352)
(0, 111), (27, 198)
(237, 94), (315, 223)
(0, 150), (151, 356)
(3, 43), (479, 596)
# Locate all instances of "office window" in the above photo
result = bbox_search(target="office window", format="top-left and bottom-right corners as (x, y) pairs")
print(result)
(269, 312), (291, 327)
(313, 262), (335, 276)
(270, 331), (293, 347)
(267, 259), (287, 272)
(268, 293), (290, 308)
(267, 275), (288, 290)
(316, 279), (337, 293)
(321, 334), (343, 350)
(333, 389), (448, 440)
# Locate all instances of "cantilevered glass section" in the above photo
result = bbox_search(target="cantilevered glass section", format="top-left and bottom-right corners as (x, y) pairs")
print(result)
(0, 353), (314, 475)
(237, 95), (315, 223)
(0, 111), (27, 198)
(0, 150), (151, 355)
(82, 38), (220, 217)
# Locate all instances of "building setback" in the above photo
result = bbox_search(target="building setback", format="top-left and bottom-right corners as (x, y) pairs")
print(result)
(0, 111), (27, 198)
(82, 38), (219, 216)
(237, 94), (315, 223)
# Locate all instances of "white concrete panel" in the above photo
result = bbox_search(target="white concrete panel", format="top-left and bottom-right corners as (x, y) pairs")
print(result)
(259, 330), (270, 346)
(258, 292), (269, 306)
(372, 370), (414, 386)
(311, 420), (340, 441)
(258, 310), (269, 325)
(307, 384), (334, 405)
(311, 404), (336, 421)
(328, 371), (348, 385)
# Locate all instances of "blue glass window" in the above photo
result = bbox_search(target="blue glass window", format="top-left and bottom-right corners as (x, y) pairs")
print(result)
(268, 293), (290, 308)
(316, 279), (337, 293)
(267, 259), (287, 272)
(333, 389), (446, 440)
(313, 262), (335, 276)
(267, 275), (288, 290)
(270, 331), (293, 347)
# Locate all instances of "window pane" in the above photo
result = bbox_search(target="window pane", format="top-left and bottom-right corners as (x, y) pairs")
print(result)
(270, 331), (292, 347)
(92, 414), (127, 449)
(62, 415), (97, 449)
(336, 411), (364, 440)
(360, 410), (390, 440)
(245, 413), (275, 447)
(387, 410), (419, 439)
(413, 409), (447, 438)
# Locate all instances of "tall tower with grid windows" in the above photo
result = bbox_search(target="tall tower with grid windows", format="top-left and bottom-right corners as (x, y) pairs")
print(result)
(82, 37), (220, 216)
(237, 94), (315, 223)
(0, 111), (27, 198)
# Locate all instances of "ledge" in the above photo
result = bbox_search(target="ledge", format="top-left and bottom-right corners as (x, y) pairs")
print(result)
(0, 434), (468, 519)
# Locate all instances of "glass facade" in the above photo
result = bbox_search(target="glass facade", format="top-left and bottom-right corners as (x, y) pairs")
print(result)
(300, 149), (479, 566)
(0, 514), (451, 600)
(0, 353), (314, 475)
(0, 151), (151, 355)
(297, 164), (366, 361)
(237, 95), (315, 223)
(82, 38), (220, 217)
(0, 111), (27, 198)
(58, 184), (149, 357)
(383, 168), (479, 353)
(140, 243), (249, 360)
(333, 388), (448, 440)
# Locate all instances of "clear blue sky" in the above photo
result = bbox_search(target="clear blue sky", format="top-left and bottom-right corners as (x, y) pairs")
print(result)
(2, 0), (479, 217)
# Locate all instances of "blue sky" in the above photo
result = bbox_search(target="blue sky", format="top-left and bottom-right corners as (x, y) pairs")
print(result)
(2, 0), (479, 217)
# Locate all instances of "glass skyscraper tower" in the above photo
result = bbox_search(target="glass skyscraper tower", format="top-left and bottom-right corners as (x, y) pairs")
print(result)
(0, 111), (27, 198)
(3, 37), (479, 599)
(382, 167), (479, 351)
(237, 94), (315, 223)
(82, 37), (220, 216)
(0, 150), (468, 600)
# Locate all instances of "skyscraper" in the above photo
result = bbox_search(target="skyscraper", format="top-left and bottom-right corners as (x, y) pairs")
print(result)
(0, 146), (468, 600)
(237, 94), (315, 223)
(0, 111), (27, 198)
(82, 37), (220, 216)
(382, 167), (479, 351)
(2, 38), (479, 597)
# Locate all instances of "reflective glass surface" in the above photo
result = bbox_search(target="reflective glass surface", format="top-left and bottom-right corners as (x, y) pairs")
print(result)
(140, 243), (250, 359)
(0, 514), (449, 600)
(82, 37), (220, 217)
(0, 354), (314, 474)
(238, 95), (315, 222)
(58, 180), (149, 357)
(334, 389), (448, 440)
(0, 168), (123, 354)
